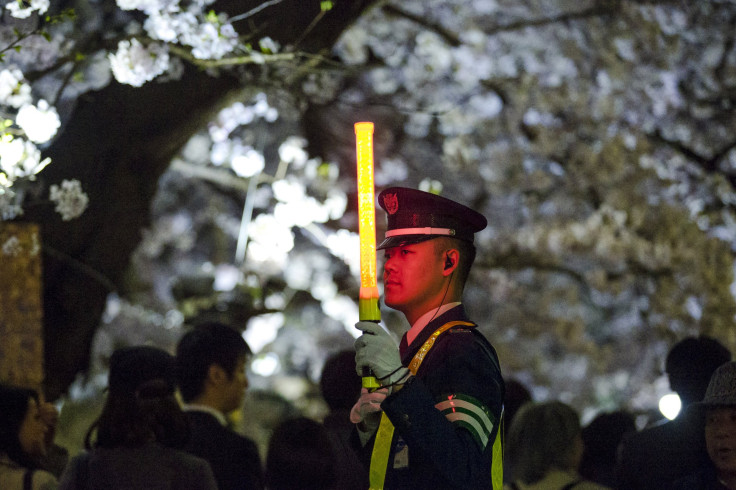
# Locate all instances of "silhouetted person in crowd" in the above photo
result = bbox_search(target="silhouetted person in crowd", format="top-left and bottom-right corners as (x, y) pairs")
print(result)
(503, 378), (533, 485)
(265, 416), (341, 490)
(616, 335), (732, 489)
(176, 322), (264, 490)
(319, 349), (367, 489)
(672, 361), (736, 490)
(579, 410), (636, 488)
(320, 349), (362, 444)
(504, 400), (611, 490)
(0, 384), (60, 490)
(59, 346), (217, 489)
(504, 379), (533, 439)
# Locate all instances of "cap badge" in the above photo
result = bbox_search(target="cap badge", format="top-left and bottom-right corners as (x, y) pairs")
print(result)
(384, 192), (399, 215)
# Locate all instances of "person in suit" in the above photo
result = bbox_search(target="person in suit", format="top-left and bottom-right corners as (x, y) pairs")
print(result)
(351, 187), (505, 489)
(615, 335), (732, 489)
(175, 322), (264, 490)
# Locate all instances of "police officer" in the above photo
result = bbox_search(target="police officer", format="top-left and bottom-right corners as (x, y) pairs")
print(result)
(352, 187), (505, 489)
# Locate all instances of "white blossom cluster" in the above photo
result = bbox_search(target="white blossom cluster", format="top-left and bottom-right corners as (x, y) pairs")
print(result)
(108, 39), (171, 87)
(4, 0), (49, 19)
(0, 97), (58, 197)
(1, 235), (22, 256)
(0, 135), (51, 182)
(208, 95), (279, 177)
(49, 179), (89, 221)
(102, 0), (253, 87)
(0, 64), (74, 221)
(16, 100), (61, 144)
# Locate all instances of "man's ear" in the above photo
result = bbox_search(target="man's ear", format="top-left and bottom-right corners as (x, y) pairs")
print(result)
(207, 364), (228, 386)
(443, 249), (459, 276)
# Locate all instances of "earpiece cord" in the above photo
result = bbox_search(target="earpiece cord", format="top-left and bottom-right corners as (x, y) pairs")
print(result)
(425, 266), (454, 327)
(376, 365), (405, 381)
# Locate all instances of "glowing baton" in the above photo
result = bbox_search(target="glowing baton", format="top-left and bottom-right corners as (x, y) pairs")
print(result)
(355, 121), (380, 389)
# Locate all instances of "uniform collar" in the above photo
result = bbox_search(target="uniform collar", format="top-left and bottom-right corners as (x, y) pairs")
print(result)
(399, 304), (473, 363)
(406, 302), (462, 345)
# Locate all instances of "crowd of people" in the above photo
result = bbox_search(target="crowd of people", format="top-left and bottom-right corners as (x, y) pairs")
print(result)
(1, 186), (735, 489)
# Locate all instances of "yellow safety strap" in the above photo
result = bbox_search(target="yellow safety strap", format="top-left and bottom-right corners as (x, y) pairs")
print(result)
(491, 417), (503, 490)
(368, 320), (473, 490)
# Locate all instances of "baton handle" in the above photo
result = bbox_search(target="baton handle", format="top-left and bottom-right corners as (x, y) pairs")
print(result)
(359, 297), (381, 389)
(362, 367), (380, 389)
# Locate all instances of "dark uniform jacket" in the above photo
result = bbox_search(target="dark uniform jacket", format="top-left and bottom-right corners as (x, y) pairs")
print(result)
(671, 464), (730, 490)
(615, 406), (710, 490)
(183, 410), (264, 490)
(358, 305), (505, 489)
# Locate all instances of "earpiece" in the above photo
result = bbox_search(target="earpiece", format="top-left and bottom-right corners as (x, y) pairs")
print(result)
(445, 254), (453, 270)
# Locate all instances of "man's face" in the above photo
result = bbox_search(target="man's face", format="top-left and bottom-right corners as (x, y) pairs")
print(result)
(382, 240), (447, 316)
(221, 356), (249, 414)
(705, 406), (736, 477)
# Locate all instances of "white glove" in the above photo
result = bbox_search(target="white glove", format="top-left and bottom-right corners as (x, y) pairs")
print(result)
(354, 321), (410, 386)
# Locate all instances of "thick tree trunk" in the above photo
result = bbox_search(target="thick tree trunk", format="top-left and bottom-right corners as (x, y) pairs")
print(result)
(18, 0), (377, 400)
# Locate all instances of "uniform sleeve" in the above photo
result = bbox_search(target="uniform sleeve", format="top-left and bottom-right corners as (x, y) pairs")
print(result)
(381, 331), (503, 486)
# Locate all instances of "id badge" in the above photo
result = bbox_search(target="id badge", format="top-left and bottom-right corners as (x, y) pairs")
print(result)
(393, 436), (409, 469)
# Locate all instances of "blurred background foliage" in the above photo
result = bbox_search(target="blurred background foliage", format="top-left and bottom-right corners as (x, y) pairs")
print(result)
(3, 0), (736, 458)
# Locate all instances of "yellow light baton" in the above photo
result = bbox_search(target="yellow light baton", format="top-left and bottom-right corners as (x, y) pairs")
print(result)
(355, 121), (380, 389)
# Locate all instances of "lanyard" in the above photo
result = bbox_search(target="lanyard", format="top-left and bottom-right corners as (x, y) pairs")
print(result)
(368, 320), (473, 490)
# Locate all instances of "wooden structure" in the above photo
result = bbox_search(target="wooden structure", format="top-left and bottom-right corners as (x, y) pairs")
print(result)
(0, 222), (44, 391)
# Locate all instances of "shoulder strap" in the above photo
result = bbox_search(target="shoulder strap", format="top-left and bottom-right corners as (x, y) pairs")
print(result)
(407, 320), (473, 374)
(23, 469), (33, 490)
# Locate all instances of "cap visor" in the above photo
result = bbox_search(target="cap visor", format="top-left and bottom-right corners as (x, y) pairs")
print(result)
(377, 234), (438, 250)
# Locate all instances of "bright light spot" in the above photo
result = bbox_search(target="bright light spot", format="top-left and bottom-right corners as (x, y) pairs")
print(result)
(102, 293), (122, 323)
(251, 352), (280, 377)
(264, 293), (285, 309)
(16, 100), (60, 143)
(243, 313), (284, 353)
(278, 136), (308, 167)
(311, 271), (337, 301)
(324, 190), (347, 220)
(321, 295), (359, 336)
(659, 393), (681, 420)
(325, 229), (360, 276)
(247, 214), (294, 265)
(272, 178), (305, 202)
(272, 376), (311, 401)
(685, 296), (702, 320)
(284, 257), (311, 289)
(0, 67), (32, 108)
(231, 148), (264, 177)
(213, 264), (242, 291)
(285, 198), (331, 225)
